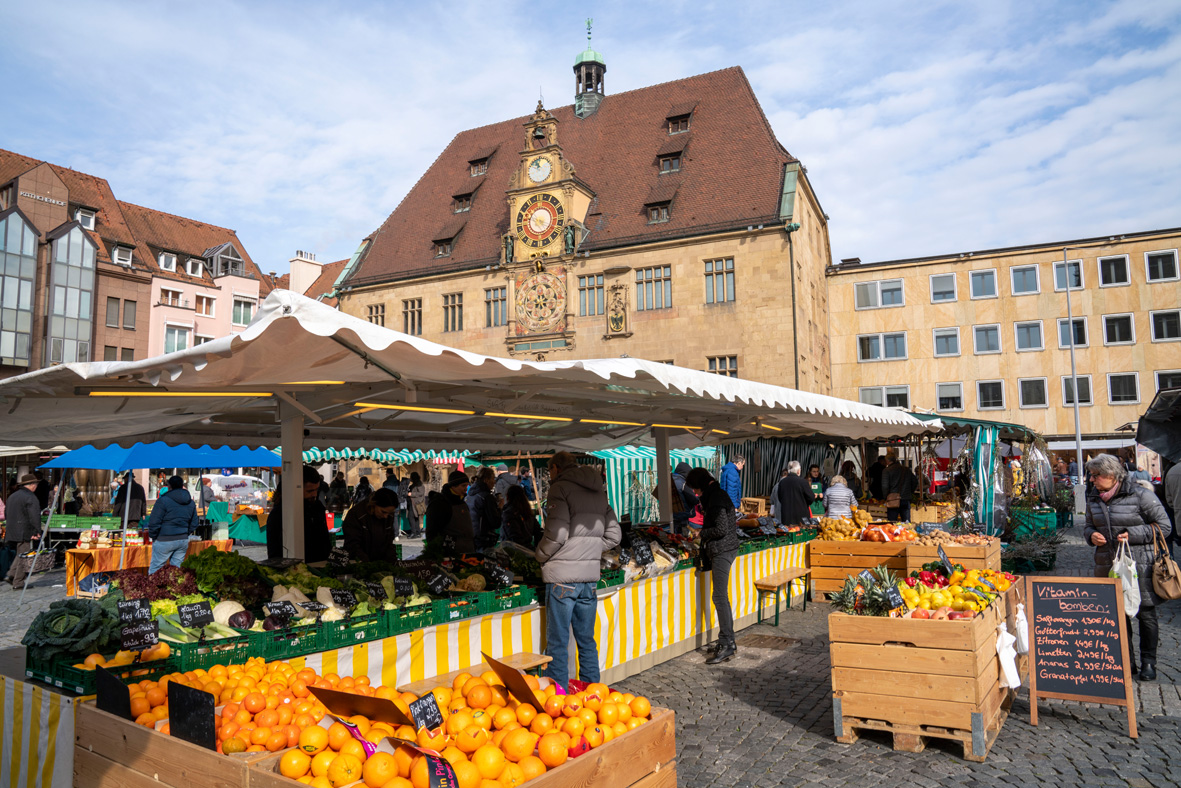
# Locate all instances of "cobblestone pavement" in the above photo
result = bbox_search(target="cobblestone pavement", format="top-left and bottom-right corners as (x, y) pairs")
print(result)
(618, 523), (1181, 788)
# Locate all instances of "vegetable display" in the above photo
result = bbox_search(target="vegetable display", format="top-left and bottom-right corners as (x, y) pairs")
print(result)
(182, 547), (265, 594)
(114, 565), (199, 601)
(22, 599), (121, 663)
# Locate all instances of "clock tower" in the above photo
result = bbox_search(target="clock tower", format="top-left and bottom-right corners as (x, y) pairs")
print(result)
(502, 100), (595, 356)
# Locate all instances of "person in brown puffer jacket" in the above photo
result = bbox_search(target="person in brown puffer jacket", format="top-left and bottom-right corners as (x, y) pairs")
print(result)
(686, 467), (741, 664)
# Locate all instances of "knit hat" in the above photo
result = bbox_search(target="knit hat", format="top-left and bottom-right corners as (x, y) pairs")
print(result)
(448, 471), (469, 486)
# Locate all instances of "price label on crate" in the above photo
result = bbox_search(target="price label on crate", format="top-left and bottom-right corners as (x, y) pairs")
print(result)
(482, 562), (513, 590)
(117, 598), (151, 625)
(393, 576), (415, 597)
(426, 573), (453, 597)
(121, 620), (159, 651)
(330, 589), (357, 610)
(300, 601), (328, 614)
(631, 540), (655, 566)
(96, 666), (134, 720)
(177, 600), (214, 628)
(168, 680), (217, 751)
(759, 525), (778, 536)
(365, 581), (387, 601)
(266, 600), (300, 620)
(857, 569), (876, 588)
(937, 545), (954, 575)
(885, 584), (905, 609)
(408, 693), (445, 731)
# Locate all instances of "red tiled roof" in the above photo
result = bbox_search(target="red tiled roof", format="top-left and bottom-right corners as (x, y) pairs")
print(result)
(346, 67), (793, 286)
(298, 259), (348, 307)
(272, 273), (291, 290)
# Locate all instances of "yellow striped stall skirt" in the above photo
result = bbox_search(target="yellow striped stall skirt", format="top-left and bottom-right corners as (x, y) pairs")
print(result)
(0, 676), (75, 788)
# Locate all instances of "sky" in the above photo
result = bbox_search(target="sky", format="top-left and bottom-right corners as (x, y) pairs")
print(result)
(3, 0), (1179, 274)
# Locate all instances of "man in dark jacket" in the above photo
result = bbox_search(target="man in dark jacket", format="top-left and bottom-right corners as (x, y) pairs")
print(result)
(882, 453), (918, 522)
(147, 476), (198, 574)
(425, 471), (477, 555)
(686, 467), (741, 664)
(867, 453), (887, 500)
(113, 473), (147, 525)
(775, 461), (815, 526)
(267, 465), (331, 563)
(33, 471), (51, 511)
(342, 487), (400, 562)
(467, 467), (501, 547)
(670, 461), (700, 534)
(5, 474), (42, 588)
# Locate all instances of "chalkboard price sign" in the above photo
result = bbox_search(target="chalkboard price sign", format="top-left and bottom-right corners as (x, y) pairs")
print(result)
(408, 693), (445, 731)
(330, 589), (357, 610)
(937, 545), (953, 575)
(393, 577), (414, 597)
(1026, 576), (1137, 738)
(266, 601), (300, 621)
(178, 601), (214, 628)
(365, 581), (388, 601)
(857, 569), (875, 588)
(121, 621), (159, 651)
(117, 598), (151, 625)
(300, 601), (328, 614)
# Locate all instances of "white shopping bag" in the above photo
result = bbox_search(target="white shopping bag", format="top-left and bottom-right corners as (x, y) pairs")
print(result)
(1109, 540), (1141, 617)
(1013, 603), (1029, 654)
(996, 623), (1020, 689)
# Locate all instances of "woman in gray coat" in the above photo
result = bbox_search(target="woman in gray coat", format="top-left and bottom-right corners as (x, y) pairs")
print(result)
(1083, 453), (1170, 681)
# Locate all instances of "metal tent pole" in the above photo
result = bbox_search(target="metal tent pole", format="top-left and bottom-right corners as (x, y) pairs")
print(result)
(119, 471), (132, 570)
(654, 428), (673, 526)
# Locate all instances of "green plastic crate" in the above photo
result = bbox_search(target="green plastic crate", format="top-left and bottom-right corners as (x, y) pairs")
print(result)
(596, 569), (625, 589)
(1010, 508), (1056, 538)
(489, 585), (536, 612)
(431, 592), (491, 624)
(321, 613), (386, 651)
(43, 515), (77, 529)
(26, 654), (182, 696)
(673, 558), (695, 572)
(257, 622), (323, 660)
(386, 603), (434, 636)
(174, 632), (255, 671)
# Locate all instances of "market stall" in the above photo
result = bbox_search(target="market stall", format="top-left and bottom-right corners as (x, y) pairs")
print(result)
(64, 539), (233, 596)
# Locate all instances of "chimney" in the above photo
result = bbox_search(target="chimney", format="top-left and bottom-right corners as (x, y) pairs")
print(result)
(288, 250), (322, 296)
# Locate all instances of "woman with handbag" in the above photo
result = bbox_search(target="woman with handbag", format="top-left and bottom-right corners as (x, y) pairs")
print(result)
(1083, 454), (1171, 681)
(686, 467), (741, 665)
(406, 472), (427, 538)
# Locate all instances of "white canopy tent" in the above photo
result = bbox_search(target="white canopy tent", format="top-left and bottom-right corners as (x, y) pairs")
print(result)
(0, 290), (939, 556)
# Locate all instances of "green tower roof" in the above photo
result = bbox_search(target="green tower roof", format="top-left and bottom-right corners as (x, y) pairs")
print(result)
(575, 46), (605, 66)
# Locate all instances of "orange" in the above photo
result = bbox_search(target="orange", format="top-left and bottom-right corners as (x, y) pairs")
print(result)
(339, 677), (356, 691)
(295, 714), (317, 730)
(243, 692), (267, 715)
(308, 777), (332, 788)
(83, 653), (105, 669)
(222, 737), (248, 754)
(611, 721), (627, 737)
(219, 722), (240, 742)
(560, 697), (581, 718)
(384, 779), (413, 788)
(470, 710), (493, 732)
(621, 693), (635, 704)
(466, 685), (492, 710)
(375, 686), (398, 702)
(515, 704), (536, 727)
(327, 722), (352, 751)
(490, 729), (509, 749)
(576, 709), (596, 729)
(146, 687), (167, 708)
(233, 708), (253, 726)
(585, 683), (608, 698)
(472, 744), (506, 780)
(266, 732), (288, 752)
(392, 744), (417, 778)
(452, 673), (473, 692)
(536, 732), (567, 768)
(600, 724), (614, 744)
(607, 691), (624, 703)
(456, 725), (490, 754)
(488, 686), (509, 708)
(615, 702), (632, 723)
(627, 717), (644, 730)
(130, 697), (150, 718)
(629, 696), (651, 719)
(562, 717), (584, 741)
(416, 726), (447, 751)
(160, 723), (170, 736)
(451, 760), (481, 788)
(311, 750), (337, 778)
(448, 697), (470, 715)
(280, 750), (312, 779)
(597, 703), (618, 727)
(461, 677), (488, 698)
(255, 709), (279, 729)
(584, 726), (604, 748)
(361, 752), (397, 788)
(291, 679), (310, 698)
(203, 681), (224, 697)
(250, 727), (273, 746)
(347, 715), (372, 736)
(498, 762), (524, 788)
(326, 753), (363, 787)
(285, 724), (302, 748)
(299, 725), (329, 754)
(277, 706), (294, 726)
(430, 686), (453, 709)
(222, 701), (241, 719)
(542, 696), (562, 718)
(338, 738), (368, 763)
(518, 756), (546, 781)
(395, 725), (417, 742)
(447, 711), (474, 737)
(492, 708), (516, 731)
(152, 706), (170, 721)
(439, 745), (467, 766)
(528, 714), (553, 736)
(501, 728), (535, 763)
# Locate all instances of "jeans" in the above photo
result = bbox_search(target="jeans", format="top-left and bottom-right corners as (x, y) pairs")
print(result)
(887, 501), (911, 522)
(149, 539), (188, 575)
(710, 549), (737, 646)
(543, 581), (599, 688)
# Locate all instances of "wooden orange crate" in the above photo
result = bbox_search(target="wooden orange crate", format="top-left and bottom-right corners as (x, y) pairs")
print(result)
(808, 540), (908, 601)
(829, 600), (1011, 762)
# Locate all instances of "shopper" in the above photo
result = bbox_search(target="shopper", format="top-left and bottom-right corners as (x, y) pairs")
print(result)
(405, 472), (427, 538)
(425, 471), (477, 555)
(882, 453), (918, 522)
(267, 465), (332, 562)
(775, 461), (815, 526)
(824, 475), (858, 518)
(342, 487), (400, 562)
(198, 476), (217, 511)
(768, 468), (791, 523)
(4, 474), (42, 589)
(467, 466), (501, 547)
(501, 484), (542, 548)
(492, 463), (519, 503)
(838, 460), (862, 498)
(685, 467), (741, 664)
(383, 469), (399, 491)
(868, 453), (887, 500)
(352, 476), (374, 507)
(1083, 454), (1169, 681)
(32, 471), (51, 511)
(670, 461), (700, 534)
(112, 473), (147, 525)
(536, 451), (621, 688)
(147, 476), (199, 574)
(719, 456), (745, 514)
(519, 469), (537, 501)
(326, 472), (349, 515)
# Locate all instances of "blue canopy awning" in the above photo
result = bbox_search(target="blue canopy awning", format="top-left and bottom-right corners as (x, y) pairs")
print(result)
(39, 442), (283, 472)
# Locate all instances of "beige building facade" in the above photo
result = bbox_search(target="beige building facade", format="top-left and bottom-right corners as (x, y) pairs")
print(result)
(828, 227), (1181, 441)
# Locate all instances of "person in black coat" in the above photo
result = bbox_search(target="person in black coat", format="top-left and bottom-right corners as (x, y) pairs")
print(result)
(670, 461), (700, 534)
(267, 466), (331, 562)
(466, 467), (501, 547)
(867, 454), (887, 500)
(501, 485), (542, 548)
(686, 467), (741, 665)
(342, 487), (400, 563)
(775, 462), (816, 526)
(112, 474), (147, 524)
(426, 471), (477, 555)
(4, 474), (42, 588)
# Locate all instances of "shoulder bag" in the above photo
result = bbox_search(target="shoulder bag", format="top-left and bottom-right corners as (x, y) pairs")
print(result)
(1151, 524), (1181, 600)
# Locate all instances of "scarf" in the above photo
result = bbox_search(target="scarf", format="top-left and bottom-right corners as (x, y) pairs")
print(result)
(1099, 485), (1118, 502)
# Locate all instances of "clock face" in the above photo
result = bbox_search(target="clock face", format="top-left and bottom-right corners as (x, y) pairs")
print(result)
(515, 193), (565, 248)
(528, 157), (552, 183)
(516, 271), (566, 333)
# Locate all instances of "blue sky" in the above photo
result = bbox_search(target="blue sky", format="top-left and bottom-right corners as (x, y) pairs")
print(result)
(3, 0), (1179, 274)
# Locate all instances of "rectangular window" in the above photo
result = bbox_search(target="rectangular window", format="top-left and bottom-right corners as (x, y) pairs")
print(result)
(703, 258), (733, 304)
(1058, 317), (1088, 348)
(120, 347), (134, 362)
(434, 240), (452, 257)
(158, 252), (177, 272)
(164, 325), (189, 354)
(969, 269), (997, 299)
(402, 298), (422, 336)
(1053, 259), (1084, 290)
(469, 159), (488, 176)
(160, 288), (183, 307)
(186, 258), (204, 277)
(859, 385), (909, 408)
(933, 327), (960, 357)
(973, 324), (1001, 354)
(103, 345), (117, 361)
(578, 275), (604, 316)
(232, 298), (254, 325)
(1063, 375), (1093, 406)
(1098, 255), (1130, 287)
(854, 279), (904, 310)
(1146, 250), (1179, 282)
(857, 331), (907, 361)
(485, 287), (506, 327)
(977, 380), (1005, 410)
(75, 208), (95, 230)
(452, 194), (472, 213)
(443, 293), (463, 332)
(646, 203), (670, 224)
(1014, 321), (1044, 351)
(636, 265), (672, 310)
(1102, 314), (1135, 345)
(936, 382), (963, 412)
(194, 335), (212, 346)
(195, 295), (215, 317)
(1108, 372), (1139, 404)
(706, 355), (738, 378)
(113, 246), (132, 265)
(1019, 378), (1048, 408)
(106, 296), (120, 327)
(1157, 370), (1181, 391)
(123, 300), (136, 330)
(1150, 310), (1180, 341)
(367, 303), (386, 327)
(668, 115), (690, 134)
(658, 155), (681, 173)
(1010, 265), (1040, 295)
(929, 273), (957, 303)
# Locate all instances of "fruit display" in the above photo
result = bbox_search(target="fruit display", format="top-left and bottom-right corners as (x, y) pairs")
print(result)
(860, 524), (918, 542)
(829, 560), (1017, 621)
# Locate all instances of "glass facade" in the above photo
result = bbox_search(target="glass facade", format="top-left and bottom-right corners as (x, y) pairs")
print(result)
(46, 226), (97, 364)
(0, 211), (37, 366)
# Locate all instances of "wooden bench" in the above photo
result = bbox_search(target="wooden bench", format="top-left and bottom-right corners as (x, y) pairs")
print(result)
(396, 651), (552, 695)
(754, 567), (811, 626)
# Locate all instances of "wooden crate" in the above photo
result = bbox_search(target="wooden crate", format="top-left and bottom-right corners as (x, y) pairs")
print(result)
(396, 651), (551, 695)
(905, 541), (1001, 574)
(740, 497), (769, 517)
(910, 504), (956, 524)
(829, 601), (1010, 762)
(808, 540), (908, 601)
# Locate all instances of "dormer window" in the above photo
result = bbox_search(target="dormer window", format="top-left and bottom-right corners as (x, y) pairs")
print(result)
(469, 159), (488, 177)
(112, 246), (133, 266)
(158, 252), (177, 271)
(659, 155), (681, 174)
(434, 239), (453, 257)
(206, 243), (246, 277)
(186, 258), (204, 277)
(667, 115), (691, 134)
(75, 208), (96, 230)
(452, 194), (472, 213)
(646, 203), (670, 224)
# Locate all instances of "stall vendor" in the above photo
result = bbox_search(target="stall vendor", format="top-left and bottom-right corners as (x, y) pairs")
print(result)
(342, 487), (400, 562)
(425, 471), (477, 554)
(266, 465), (331, 562)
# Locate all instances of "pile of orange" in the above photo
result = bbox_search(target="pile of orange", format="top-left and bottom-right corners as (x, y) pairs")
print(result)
(74, 642), (172, 671)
